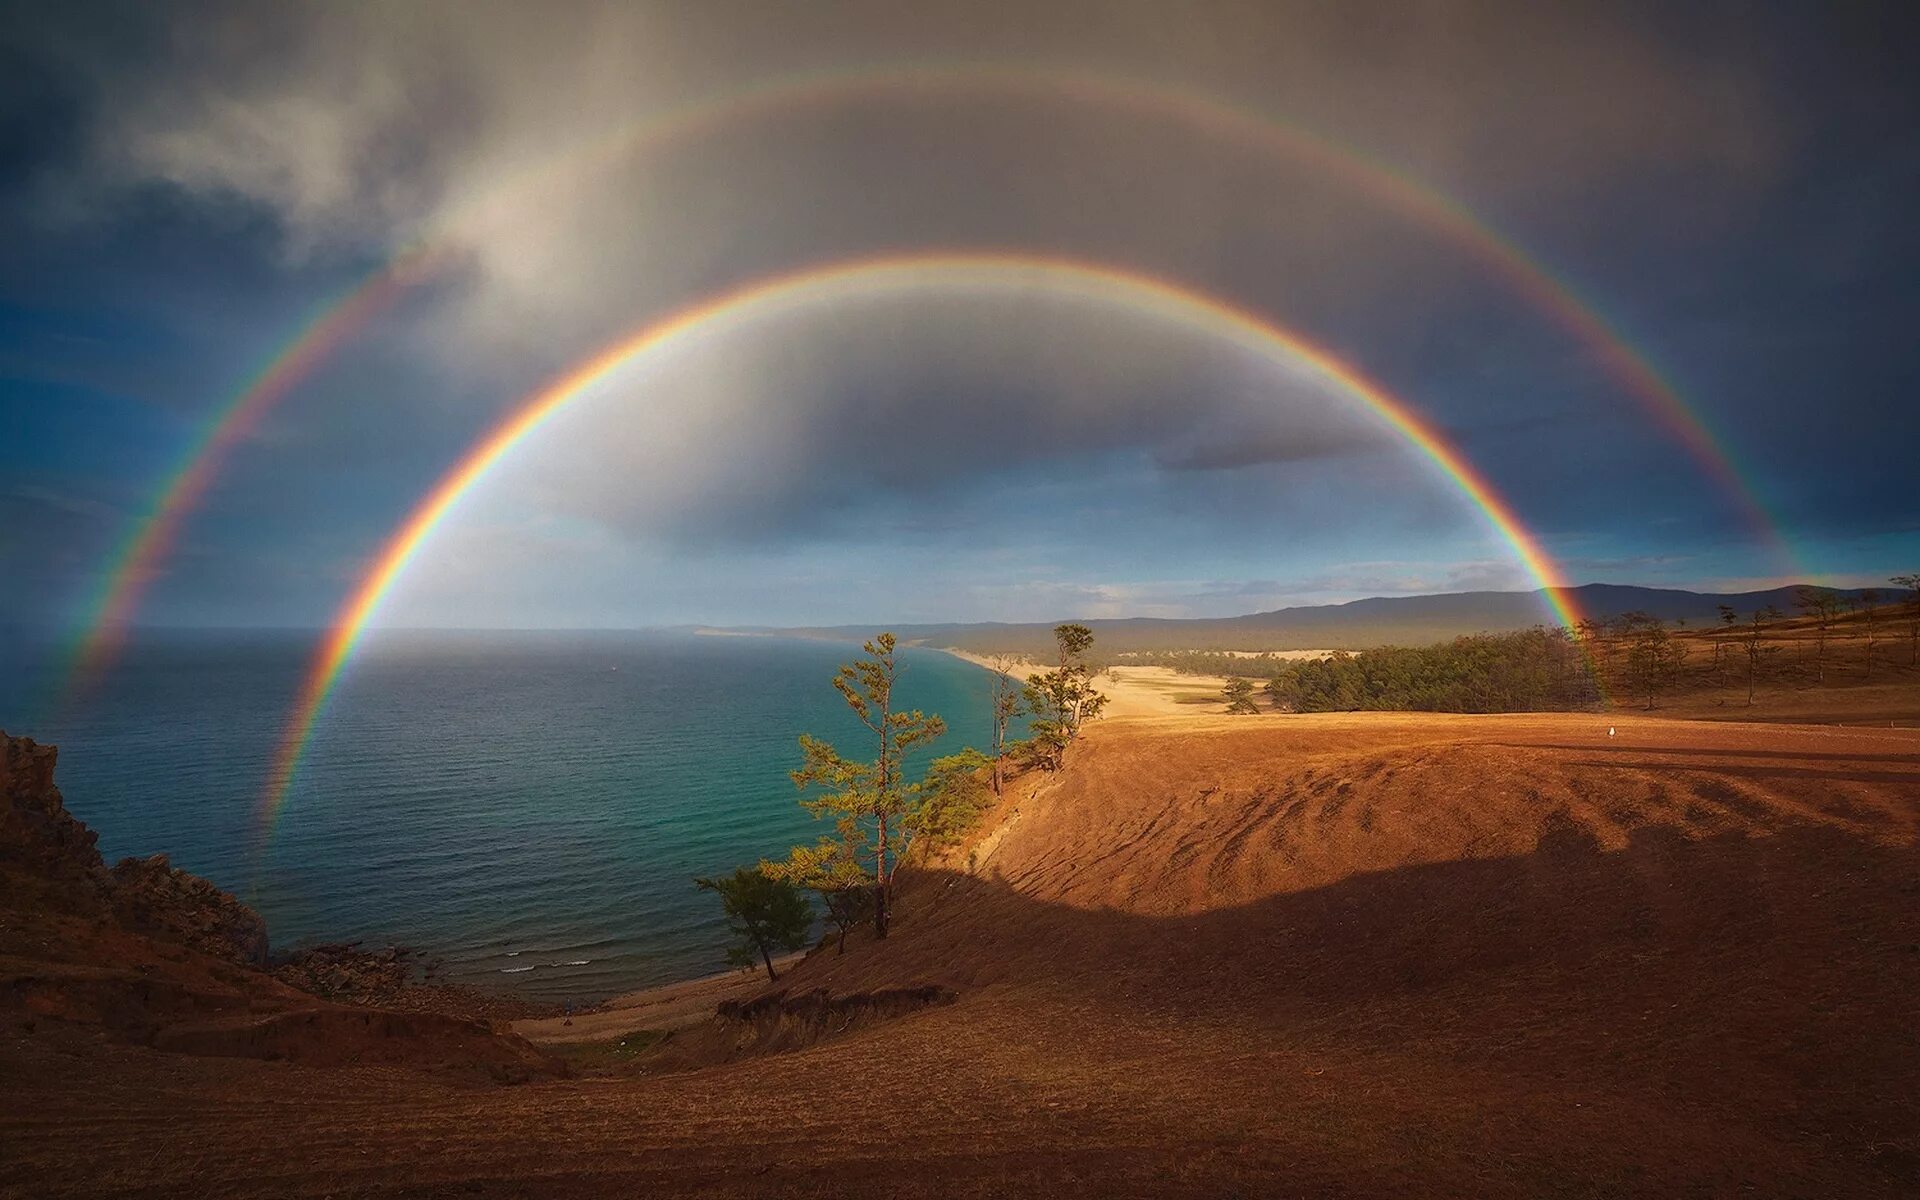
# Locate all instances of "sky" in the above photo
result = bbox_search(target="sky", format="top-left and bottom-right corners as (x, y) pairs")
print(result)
(3, 0), (1916, 632)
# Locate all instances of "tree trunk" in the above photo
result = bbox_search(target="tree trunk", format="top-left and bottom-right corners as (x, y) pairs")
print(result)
(873, 813), (889, 939)
(759, 943), (778, 982)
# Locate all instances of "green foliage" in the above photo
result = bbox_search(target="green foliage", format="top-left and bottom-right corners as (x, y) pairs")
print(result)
(1222, 676), (1261, 714)
(1249, 627), (1599, 713)
(761, 824), (872, 954)
(986, 654), (1025, 795)
(788, 632), (946, 938)
(1021, 623), (1108, 770)
(906, 749), (994, 857)
(1619, 611), (1685, 709)
(694, 867), (814, 981)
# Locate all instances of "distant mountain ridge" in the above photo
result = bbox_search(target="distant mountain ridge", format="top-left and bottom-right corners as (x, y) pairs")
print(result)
(749, 583), (1884, 656)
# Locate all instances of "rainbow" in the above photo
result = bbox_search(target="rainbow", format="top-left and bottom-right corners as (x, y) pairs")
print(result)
(65, 260), (436, 692)
(70, 64), (1793, 692)
(257, 251), (1595, 845)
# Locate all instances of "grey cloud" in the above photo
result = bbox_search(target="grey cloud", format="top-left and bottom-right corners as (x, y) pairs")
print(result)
(29, 1), (1802, 370)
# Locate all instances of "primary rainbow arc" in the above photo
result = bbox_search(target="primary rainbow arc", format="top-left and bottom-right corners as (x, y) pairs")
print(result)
(257, 251), (1595, 849)
(69, 62), (1792, 701)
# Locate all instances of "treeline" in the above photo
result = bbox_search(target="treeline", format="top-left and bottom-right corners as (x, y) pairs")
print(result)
(696, 625), (1107, 979)
(1170, 575), (1920, 716)
(1257, 627), (1600, 713)
(1125, 628), (1599, 712)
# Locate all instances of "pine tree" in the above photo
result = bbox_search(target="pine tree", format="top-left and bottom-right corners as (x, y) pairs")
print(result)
(788, 633), (945, 939)
(694, 868), (813, 982)
(1893, 575), (1920, 667)
(1795, 587), (1841, 684)
(1860, 588), (1881, 680)
(1740, 607), (1781, 706)
(1716, 605), (1738, 686)
(1223, 676), (1260, 714)
(985, 654), (1025, 796)
(761, 826), (871, 955)
(1621, 612), (1684, 710)
(1020, 624), (1109, 771)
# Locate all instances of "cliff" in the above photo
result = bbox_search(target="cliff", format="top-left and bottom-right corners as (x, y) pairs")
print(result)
(0, 730), (557, 1079)
(0, 731), (269, 965)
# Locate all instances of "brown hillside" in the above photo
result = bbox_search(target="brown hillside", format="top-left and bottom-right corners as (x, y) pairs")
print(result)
(5, 714), (1918, 1197)
(0, 732), (560, 1088)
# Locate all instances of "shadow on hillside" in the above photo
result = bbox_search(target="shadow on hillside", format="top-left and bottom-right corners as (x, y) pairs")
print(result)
(1557, 757), (1920, 785)
(1494, 742), (1920, 766)
(763, 818), (1920, 1170)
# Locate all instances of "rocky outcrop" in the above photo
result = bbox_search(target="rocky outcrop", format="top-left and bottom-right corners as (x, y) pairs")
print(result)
(2, 730), (561, 1065)
(0, 733), (108, 901)
(108, 853), (271, 967)
(1, 730), (270, 965)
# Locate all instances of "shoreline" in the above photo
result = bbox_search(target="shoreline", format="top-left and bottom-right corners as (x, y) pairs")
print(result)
(512, 953), (807, 1044)
(934, 645), (1237, 720)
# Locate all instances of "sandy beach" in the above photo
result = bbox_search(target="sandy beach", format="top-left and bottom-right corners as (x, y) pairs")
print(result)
(513, 954), (805, 1044)
(937, 647), (1240, 719)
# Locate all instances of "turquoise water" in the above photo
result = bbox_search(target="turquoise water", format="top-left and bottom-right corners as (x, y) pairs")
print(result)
(0, 630), (1001, 1002)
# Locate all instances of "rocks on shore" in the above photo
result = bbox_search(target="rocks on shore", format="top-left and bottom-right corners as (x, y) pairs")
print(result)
(1, 730), (553, 1024)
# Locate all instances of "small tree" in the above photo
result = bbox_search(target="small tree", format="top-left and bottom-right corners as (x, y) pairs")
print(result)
(1223, 676), (1260, 714)
(790, 633), (945, 939)
(1621, 612), (1685, 710)
(762, 827), (871, 955)
(906, 749), (994, 858)
(1860, 588), (1881, 680)
(985, 654), (1024, 796)
(1739, 607), (1781, 706)
(1021, 624), (1109, 771)
(694, 868), (813, 982)
(1715, 604), (1738, 685)
(1795, 587), (1842, 684)
(1893, 574), (1920, 668)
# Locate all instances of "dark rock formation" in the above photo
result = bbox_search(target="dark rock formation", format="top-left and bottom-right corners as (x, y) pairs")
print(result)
(2, 731), (557, 1032)
(2, 730), (271, 965)
(0, 733), (107, 899)
(108, 853), (271, 967)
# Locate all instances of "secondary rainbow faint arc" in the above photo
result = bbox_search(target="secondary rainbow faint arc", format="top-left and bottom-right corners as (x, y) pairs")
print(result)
(65, 261), (435, 691)
(72, 63), (1792, 693)
(257, 251), (1592, 844)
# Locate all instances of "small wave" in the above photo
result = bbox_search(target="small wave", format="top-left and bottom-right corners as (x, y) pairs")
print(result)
(500, 965), (536, 974)
(505, 951), (520, 957)
(564, 960), (591, 966)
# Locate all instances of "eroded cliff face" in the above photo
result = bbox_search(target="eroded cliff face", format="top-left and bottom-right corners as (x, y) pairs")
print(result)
(109, 853), (271, 966)
(0, 731), (559, 1079)
(1, 731), (269, 965)
(0, 734), (107, 900)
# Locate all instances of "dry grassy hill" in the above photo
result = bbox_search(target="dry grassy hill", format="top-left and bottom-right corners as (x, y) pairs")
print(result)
(5, 711), (1918, 1197)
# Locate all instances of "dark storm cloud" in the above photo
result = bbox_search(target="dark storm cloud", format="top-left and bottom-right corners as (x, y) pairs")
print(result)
(2, 1), (1917, 626)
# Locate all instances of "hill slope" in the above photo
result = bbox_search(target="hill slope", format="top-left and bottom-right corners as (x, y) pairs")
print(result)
(751, 582), (1885, 654)
(6, 712), (1917, 1196)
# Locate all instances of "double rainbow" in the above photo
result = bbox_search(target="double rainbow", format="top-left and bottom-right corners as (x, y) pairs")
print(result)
(257, 252), (1594, 845)
(69, 63), (1789, 695)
